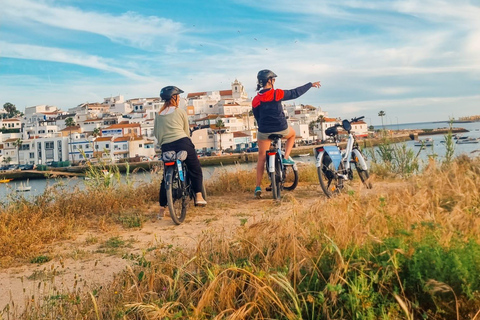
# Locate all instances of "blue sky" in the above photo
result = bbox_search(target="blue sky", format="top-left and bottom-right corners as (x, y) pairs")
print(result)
(1, 0), (479, 125)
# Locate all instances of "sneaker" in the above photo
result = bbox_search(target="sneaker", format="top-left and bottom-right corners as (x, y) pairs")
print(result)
(195, 199), (207, 207)
(282, 157), (295, 165)
(254, 186), (262, 198)
(266, 184), (272, 192)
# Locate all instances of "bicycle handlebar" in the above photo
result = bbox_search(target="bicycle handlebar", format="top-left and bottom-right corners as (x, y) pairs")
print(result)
(351, 116), (365, 122)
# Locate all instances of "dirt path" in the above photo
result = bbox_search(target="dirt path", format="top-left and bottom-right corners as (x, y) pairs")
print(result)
(0, 185), (326, 314)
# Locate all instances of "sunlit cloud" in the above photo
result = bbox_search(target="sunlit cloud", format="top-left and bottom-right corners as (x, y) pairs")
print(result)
(0, 41), (148, 80)
(3, 0), (184, 48)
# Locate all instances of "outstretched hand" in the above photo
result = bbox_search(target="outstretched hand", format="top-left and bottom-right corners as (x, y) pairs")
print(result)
(312, 81), (321, 88)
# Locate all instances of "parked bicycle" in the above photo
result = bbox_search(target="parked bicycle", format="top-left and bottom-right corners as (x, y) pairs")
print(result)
(314, 116), (372, 197)
(265, 134), (299, 200)
(162, 150), (207, 224)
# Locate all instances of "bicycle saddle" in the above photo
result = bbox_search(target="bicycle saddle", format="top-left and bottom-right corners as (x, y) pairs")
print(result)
(268, 134), (283, 140)
(176, 150), (188, 161)
(162, 151), (177, 161)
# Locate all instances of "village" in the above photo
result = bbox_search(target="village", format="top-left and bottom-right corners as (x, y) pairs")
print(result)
(0, 80), (369, 169)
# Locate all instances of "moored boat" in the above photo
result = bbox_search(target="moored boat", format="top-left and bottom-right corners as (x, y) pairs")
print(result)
(456, 137), (479, 144)
(414, 138), (434, 147)
(0, 178), (13, 183)
(16, 180), (32, 192)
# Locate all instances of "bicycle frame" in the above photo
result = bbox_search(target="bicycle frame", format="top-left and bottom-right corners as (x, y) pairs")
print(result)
(267, 137), (283, 178)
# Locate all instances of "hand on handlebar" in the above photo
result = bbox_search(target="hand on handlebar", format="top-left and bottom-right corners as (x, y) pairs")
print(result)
(311, 81), (321, 88)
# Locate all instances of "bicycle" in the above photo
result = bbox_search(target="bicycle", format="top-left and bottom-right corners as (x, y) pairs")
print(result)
(314, 116), (372, 198)
(265, 134), (299, 200)
(162, 150), (207, 225)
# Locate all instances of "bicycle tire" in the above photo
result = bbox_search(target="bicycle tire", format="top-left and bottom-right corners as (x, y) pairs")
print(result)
(352, 150), (372, 189)
(356, 168), (372, 189)
(201, 180), (207, 201)
(317, 152), (342, 198)
(165, 166), (188, 225)
(271, 156), (282, 199)
(283, 165), (298, 191)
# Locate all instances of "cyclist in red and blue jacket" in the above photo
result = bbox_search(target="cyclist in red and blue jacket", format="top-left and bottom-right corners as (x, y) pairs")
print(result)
(252, 69), (321, 198)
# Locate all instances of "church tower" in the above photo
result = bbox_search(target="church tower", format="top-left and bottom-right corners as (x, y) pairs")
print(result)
(231, 79), (248, 100)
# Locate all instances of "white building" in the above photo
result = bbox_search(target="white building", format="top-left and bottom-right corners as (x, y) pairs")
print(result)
(0, 118), (22, 131)
(102, 95), (132, 114)
(186, 80), (251, 118)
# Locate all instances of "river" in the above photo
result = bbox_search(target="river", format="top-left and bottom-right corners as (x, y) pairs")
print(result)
(1, 121), (479, 200)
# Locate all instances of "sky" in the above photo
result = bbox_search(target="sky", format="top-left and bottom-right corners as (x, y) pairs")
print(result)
(1, 0), (479, 125)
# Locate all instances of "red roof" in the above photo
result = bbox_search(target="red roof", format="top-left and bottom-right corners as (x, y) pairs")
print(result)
(220, 90), (232, 96)
(233, 132), (249, 138)
(187, 92), (207, 98)
(95, 137), (112, 142)
(106, 123), (140, 129)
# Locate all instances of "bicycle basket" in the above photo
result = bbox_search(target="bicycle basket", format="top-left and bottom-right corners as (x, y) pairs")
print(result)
(325, 126), (338, 137)
(176, 150), (188, 161)
(162, 151), (176, 161)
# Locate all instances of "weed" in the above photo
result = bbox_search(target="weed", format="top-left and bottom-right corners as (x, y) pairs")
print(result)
(30, 255), (51, 264)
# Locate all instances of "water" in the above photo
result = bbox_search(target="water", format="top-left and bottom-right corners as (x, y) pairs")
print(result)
(2, 121), (479, 200)
(373, 121), (480, 159)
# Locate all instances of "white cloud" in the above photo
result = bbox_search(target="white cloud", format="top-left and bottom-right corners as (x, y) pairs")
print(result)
(3, 0), (184, 48)
(0, 41), (148, 80)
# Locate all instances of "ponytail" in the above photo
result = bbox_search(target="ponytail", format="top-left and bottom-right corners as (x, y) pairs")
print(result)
(256, 83), (262, 91)
(158, 95), (179, 114)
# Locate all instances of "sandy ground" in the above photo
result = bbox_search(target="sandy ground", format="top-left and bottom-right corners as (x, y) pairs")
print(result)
(0, 185), (329, 315)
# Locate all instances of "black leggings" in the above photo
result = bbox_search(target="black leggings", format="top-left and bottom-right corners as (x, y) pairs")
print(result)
(159, 137), (203, 207)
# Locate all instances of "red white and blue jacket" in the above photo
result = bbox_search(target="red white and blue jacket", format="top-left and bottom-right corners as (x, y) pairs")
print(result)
(252, 82), (313, 133)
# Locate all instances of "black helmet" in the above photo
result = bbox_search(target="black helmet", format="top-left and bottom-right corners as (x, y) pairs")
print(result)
(160, 86), (184, 101)
(257, 69), (277, 87)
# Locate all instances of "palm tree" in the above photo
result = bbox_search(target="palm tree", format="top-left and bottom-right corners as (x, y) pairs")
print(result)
(65, 117), (76, 163)
(92, 127), (101, 159)
(13, 138), (23, 165)
(215, 119), (226, 152)
(378, 111), (386, 129)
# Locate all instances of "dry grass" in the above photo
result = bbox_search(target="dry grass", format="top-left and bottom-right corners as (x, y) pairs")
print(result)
(0, 174), (161, 267)
(4, 156), (480, 319)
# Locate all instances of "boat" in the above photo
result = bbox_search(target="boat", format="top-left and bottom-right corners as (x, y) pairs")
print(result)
(16, 180), (32, 192)
(0, 178), (13, 183)
(453, 134), (469, 140)
(414, 138), (434, 147)
(456, 137), (479, 144)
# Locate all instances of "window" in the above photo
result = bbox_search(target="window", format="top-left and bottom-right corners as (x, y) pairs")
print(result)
(45, 142), (54, 149)
(139, 144), (143, 148)
(106, 144), (110, 148)
(123, 144), (127, 150)
(30, 152), (34, 158)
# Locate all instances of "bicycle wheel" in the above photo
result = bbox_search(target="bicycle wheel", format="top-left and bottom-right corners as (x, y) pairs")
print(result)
(165, 167), (188, 225)
(356, 168), (372, 189)
(352, 151), (372, 189)
(270, 156), (282, 200)
(317, 152), (342, 198)
(201, 180), (207, 201)
(283, 165), (298, 191)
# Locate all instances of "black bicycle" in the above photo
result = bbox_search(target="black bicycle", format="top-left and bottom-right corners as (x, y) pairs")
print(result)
(162, 150), (207, 225)
(265, 134), (299, 200)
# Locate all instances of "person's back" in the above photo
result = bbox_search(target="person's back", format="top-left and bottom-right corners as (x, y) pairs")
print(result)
(154, 108), (189, 146)
(251, 69), (321, 198)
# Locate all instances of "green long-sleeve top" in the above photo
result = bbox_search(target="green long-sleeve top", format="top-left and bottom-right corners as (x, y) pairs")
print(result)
(154, 108), (190, 146)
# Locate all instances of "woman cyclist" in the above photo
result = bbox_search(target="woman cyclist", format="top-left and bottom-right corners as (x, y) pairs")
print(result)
(252, 70), (321, 197)
(154, 86), (207, 219)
